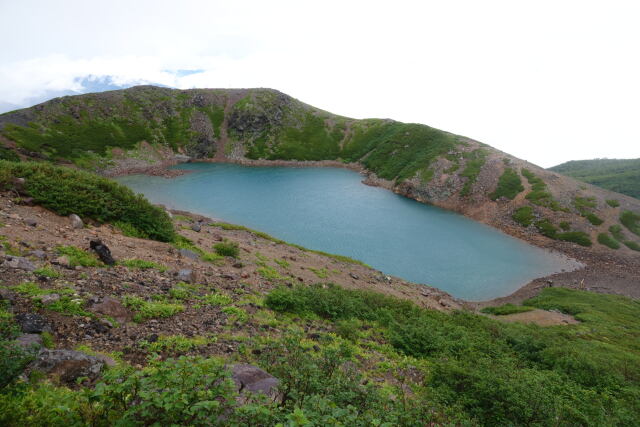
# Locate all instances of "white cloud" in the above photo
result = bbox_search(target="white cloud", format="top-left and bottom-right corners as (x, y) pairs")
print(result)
(0, 0), (638, 167)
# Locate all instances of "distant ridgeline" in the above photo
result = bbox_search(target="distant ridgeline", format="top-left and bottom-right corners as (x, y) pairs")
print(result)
(549, 158), (640, 200)
(1, 85), (640, 253)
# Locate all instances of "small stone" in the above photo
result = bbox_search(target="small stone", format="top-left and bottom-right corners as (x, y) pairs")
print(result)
(349, 272), (360, 280)
(179, 248), (199, 260)
(29, 250), (47, 259)
(89, 296), (132, 323)
(39, 293), (61, 305)
(176, 269), (196, 283)
(69, 214), (84, 229)
(0, 288), (16, 302)
(25, 219), (37, 227)
(54, 255), (71, 268)
(233, 262), (244, 268)
(190, 223), (201, 232)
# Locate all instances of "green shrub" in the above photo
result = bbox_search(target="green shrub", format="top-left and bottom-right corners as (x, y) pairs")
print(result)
(609, 224), (625, 241)
(460, 149), (488, 196)
(512, 206), (535, 227)
(522, 169), (565, 211)
(535, 219), (558, 238)
(44, 296), (92, 317)
(221, 306), (248, 323)
(55, 245), (103, 267)
(559, 221), (571, 231)
(584, 212), (604, 226)
(481, 304), (535, 315)
(490, 168), (524, 200)
(624, 241), (640, 251)
(122, 295), (184, 322)
(33, 265), (61, 279)
(140, 335), (210, 354)
(597, 233), (620, 249)
(120, 259), (166, 272)
(213, 241), (240, 258)
(557, 231), (592, 246)
(199, 293), (232, 307)
(606, 199), (620, 208)
(620, 210), (640, 236)
(0, 161), (175, 242)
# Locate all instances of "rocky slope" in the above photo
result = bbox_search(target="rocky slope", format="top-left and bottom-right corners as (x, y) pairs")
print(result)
(1, 86), (640, 284)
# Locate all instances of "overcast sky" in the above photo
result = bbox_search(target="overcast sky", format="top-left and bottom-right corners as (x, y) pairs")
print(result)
(1, 0), (638, 167)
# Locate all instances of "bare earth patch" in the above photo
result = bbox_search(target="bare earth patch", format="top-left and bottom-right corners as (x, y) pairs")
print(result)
(492, 309), (579, 326)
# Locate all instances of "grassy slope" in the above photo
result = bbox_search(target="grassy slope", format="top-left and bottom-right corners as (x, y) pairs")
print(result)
(549, 158), (640, 199)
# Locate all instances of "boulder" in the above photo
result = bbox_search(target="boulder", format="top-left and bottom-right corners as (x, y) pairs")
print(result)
(230, 364), (279, 399)
(90, 240), (115, 265)
(30, 349), (105, 384)
(69, 214), (84, 229)
(179, 248), (200, 260)
(54, 255), (71, 268)
(89, 296), (132, 323)
(15, 333), (43, 350)
(0, 288), (16, 302)
(15, 313), (50, 333)
(2, 256), (36, 272)
(24, 218), (37, 227)
(191, 223), (202, 232)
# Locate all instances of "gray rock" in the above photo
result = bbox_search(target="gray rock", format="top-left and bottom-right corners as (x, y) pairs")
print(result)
(54, 255), (71, 268)
(15, 313), (50, 333)
(89, 296), (132, 323)
(2, 256), (36, 272)
(179, 248), (199, 260)
(231, 364), (279, 398)
(39, 294), (61, 305)
(176, 269), (196, 283)
(30, 349), (105, 384)
(25, 218), (37, 227)
(29, 250), (47, 260)
(190, 223), (202, 232)
(0, 287), (16, 302)
(349, 272), (360, 280)
(15, 333), (43, 350)
(69, 214), (84, 229)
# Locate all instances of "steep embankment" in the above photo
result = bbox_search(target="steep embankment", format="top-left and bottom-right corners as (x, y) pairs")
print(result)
(549, 158), (640, 199)
(1, 86), (640, 277)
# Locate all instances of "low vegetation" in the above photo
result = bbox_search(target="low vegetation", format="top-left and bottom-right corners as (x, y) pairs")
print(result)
(0, 161), (175, 242)
(557, 231), (592, 247)
(597, 232), (620, 249)
(122, 295), (184, 322)
(213, 240), (240, 258)
(119, 258), (167, 272)
(620, 210), (640, 236)
(512, 206), (535, 227)
(480, 304), (534, 315)
(489, 167), (524, 200)
(459, 149), (488, 196)
(55, 245), (103, 267)
(521, 169), (565, 211)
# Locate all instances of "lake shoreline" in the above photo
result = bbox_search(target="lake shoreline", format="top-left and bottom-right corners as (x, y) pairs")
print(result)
(110, 158), (640, 306)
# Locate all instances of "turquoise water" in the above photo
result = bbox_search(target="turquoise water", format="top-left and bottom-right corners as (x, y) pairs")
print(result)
(116, 163), (577, 300)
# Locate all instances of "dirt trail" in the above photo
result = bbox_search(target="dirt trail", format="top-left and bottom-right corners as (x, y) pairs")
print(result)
(214, 97), (233, 161)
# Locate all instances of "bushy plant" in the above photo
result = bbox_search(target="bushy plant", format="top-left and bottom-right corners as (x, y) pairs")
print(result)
(620, 210), (640, 236)
(122, 295), (184, 322)
(557, 231), (592, 246)
(55, 245), (103, 267)
(490, 167), (524, 200)
(213, 240), (240, 258)
(512, 206), (535, 227)
(120, 258), (166, 272)
(597, 233), (620, 249)
(481, 304), (535, 315)
(0, 161), (175, 242)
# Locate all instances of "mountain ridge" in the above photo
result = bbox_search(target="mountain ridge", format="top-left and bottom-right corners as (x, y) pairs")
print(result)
(1, 85), (640, 263)
(549, 158), (640, 199)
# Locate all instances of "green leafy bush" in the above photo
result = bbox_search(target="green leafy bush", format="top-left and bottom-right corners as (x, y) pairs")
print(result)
(55, 245), (103, 267)
(120, 258), (167, 272)
(620, 210), (640, 236)
(490, 168), (524, 200)
(557, 231), (592, 246)
(481, 304), (535, 315)
(33, 265), (61, 279)
(559, 221), (571, 231)
(535, 219), (558, 238)
(213, 241), (240, 258)
(609, 224), (625, 241)
(624, 240), (640, 251)
(606, 199), (620, 208)
(597, 233), (620, 249)
(521, 169), (565, 211)
(0, 161), (175, 242)
(122, 295), (184, 322)
(512, 206), (535, 227)
(460, 149), (488, 196)
(584, 212), (604, 226)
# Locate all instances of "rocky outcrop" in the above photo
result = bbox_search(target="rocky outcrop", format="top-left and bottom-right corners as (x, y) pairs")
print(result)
(30, 349), (106, 384)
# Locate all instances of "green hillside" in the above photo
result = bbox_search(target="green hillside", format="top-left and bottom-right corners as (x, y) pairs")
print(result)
(549, 158), (640, 199)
